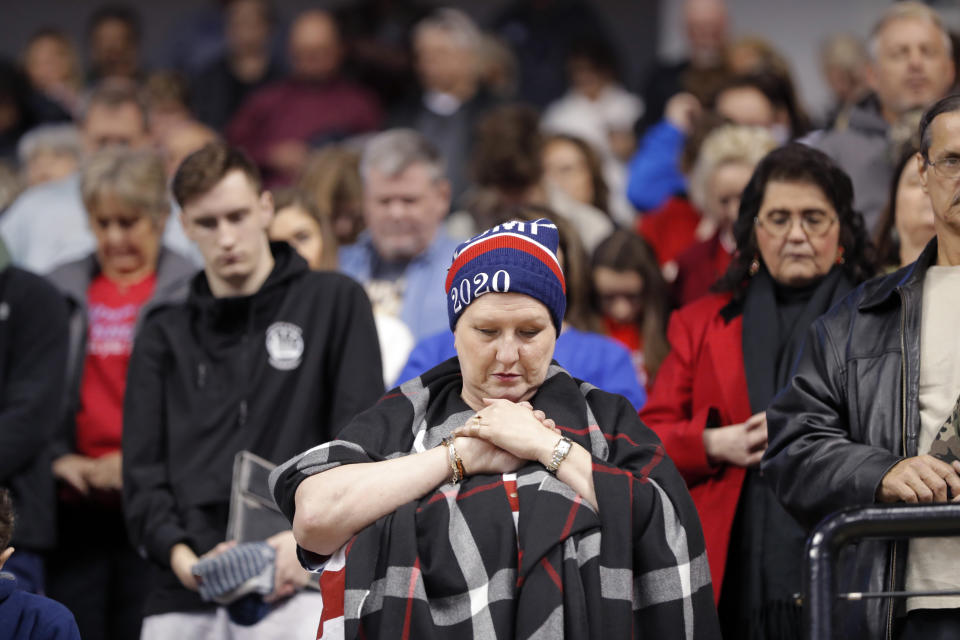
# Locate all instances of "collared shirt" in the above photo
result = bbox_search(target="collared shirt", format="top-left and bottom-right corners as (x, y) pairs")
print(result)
(339, 231), (461, 342)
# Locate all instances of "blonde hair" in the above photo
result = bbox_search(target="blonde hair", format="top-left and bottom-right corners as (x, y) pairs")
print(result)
(727, 35), (792, 78)
(81, 149), (169, 225)
(688, 125), (777, 213)
(820, 33), (867, 73)
(299, 145), (365, 245)
(272, 186), (339, 270)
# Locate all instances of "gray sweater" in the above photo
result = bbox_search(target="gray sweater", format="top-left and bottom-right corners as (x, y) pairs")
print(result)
(812, 96), (891, 233)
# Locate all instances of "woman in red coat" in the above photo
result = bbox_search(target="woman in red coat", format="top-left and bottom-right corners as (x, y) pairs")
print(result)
(640, 143), (874, 639)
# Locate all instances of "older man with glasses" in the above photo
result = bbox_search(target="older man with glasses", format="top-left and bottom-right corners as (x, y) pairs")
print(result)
(764, 94), (960, 639)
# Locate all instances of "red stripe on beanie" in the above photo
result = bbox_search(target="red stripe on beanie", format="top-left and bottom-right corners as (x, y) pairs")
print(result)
(445, 235), (566, 293)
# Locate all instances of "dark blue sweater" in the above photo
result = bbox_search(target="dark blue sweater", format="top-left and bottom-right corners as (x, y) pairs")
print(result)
(0, 573), (80, 640)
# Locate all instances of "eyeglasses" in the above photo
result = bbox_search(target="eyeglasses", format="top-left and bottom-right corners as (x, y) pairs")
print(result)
(754, 210), (838, 238)
(925, 154), (960, 180)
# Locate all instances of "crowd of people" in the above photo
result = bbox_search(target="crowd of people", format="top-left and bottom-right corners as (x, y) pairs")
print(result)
(1, 0), (960, 639)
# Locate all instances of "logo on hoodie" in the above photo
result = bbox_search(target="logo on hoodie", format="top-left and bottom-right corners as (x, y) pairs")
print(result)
(265, 322), (304, 370)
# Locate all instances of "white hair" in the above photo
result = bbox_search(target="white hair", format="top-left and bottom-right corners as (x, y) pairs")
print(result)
(867, 1), (952, 62)
(81, 148), (170, 224)
(360, 128), (446, 185)
(413, 8), (483, 55)
(17, 124), (82, 165)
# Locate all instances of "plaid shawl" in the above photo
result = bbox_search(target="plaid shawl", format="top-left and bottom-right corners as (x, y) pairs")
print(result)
(271, 358), (719, 639)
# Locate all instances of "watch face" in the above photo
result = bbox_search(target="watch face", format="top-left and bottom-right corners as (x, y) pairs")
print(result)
(548, 437), (572, 472)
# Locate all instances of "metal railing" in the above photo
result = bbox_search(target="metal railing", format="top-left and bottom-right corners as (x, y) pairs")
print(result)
(804, 503), (960, 639)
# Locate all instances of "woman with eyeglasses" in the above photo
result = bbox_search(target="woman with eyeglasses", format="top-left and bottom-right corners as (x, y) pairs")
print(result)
(639, 143), (875, 640)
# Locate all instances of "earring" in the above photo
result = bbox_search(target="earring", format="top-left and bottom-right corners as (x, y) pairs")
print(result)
(836, 246), (845, 265)
(748, 256), (760, 276)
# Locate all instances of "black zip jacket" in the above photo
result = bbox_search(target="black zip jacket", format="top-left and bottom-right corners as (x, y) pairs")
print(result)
(762, 239), (940, 640)
(0, 266), (68, 551)
(122, 243), (383, 615)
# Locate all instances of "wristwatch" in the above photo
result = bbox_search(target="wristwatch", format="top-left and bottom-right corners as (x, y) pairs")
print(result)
(545, 436), (572, 473)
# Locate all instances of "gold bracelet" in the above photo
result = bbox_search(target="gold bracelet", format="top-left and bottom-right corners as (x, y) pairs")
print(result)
(443, 437), (464, 483)
(454, 445), (465, 481)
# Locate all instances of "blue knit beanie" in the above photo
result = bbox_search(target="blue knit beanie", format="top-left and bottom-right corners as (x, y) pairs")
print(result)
(445, 218), (566, 331)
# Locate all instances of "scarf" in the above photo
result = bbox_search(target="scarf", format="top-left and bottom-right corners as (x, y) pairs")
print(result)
(721, 266), (854, 640)
(742, 266), (852, 414)
(271, 358), (720, 639)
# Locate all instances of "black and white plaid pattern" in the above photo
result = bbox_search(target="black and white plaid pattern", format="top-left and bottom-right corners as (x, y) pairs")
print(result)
(271, 358), (719, 639)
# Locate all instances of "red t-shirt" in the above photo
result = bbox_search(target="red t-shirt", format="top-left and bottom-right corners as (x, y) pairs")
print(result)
(603, 317), (649, 389)
(74, 273), (156, 458)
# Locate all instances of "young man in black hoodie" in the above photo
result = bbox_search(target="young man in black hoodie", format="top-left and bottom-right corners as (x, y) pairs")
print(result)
(123, 142), (383, 638)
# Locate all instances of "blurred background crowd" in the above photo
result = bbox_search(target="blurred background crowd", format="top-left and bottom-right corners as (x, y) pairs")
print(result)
(0, 0), (950, 369)
(1, 0), (959, 638)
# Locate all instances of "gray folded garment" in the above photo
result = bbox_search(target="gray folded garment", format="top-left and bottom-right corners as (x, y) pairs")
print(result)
(192, 542), (276, 605)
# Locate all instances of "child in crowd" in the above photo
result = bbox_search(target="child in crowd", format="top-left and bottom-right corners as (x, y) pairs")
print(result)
(591, 230), (670, 388)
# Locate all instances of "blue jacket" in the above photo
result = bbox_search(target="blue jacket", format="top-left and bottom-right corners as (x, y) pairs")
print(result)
(397, 327), (647, 410)
(0, 573), (80, 640)
(626, 120), (687, 213)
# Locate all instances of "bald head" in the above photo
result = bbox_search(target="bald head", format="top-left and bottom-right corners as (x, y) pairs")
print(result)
(289, 10), (342, 81)
(684, 0), (727, 65)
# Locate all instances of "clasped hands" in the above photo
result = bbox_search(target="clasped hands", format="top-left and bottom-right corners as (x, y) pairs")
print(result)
(52, 451), (123, 494)
(449, 399), (563, 477)
(703, 412), (767, 468)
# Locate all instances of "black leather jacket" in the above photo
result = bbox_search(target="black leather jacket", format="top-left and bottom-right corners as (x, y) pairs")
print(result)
(763, 240), (941, 640)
